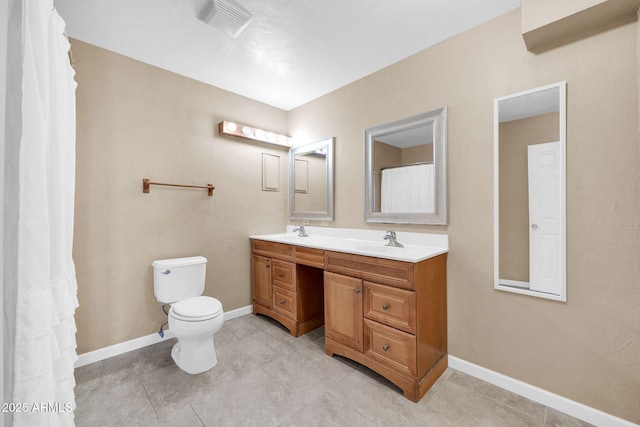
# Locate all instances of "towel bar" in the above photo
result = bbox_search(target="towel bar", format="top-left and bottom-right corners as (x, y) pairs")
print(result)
(142, 178), (215, 196)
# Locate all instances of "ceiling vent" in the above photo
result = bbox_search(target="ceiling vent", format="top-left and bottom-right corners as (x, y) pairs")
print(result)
(197, 0), (253, 39)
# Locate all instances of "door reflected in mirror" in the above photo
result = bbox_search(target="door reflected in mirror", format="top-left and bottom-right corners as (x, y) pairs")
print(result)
(494, 81), (567, 301)
(365, 108), (447, 225)
(289, 137), (334, 221)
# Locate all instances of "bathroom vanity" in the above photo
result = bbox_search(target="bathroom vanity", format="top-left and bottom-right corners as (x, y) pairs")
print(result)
(250, 227), (448, 402)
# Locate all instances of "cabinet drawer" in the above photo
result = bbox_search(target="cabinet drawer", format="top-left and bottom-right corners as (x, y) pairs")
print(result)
(272, 260), (295, 291)
(364, 282), (416, 334)
(324, 251), (415, 290)
(364, 319), (416, 376)
(295, 246), (325, 268)
(252, 240), (295, 262)
(273, 286), (296, 319)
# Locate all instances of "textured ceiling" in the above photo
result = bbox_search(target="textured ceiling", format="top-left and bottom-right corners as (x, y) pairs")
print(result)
(54, 0), (520, 110)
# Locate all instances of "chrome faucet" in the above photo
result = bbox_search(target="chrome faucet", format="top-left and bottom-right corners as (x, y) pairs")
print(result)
(384, 231), (404, 247)
(292, 225), (309, 237)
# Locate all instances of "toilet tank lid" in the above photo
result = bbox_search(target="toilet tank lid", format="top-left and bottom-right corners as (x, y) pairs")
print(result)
(152, 256), (207, 269)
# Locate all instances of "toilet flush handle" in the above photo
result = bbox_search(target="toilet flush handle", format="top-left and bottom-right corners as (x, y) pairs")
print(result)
(161, 269), (171, 275)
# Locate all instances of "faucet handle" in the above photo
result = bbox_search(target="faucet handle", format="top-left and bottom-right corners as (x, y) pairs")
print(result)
(383, 231), (403, 247)
(293, 225), (309, 237)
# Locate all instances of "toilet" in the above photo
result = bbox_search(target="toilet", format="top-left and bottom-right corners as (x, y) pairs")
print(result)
(152, 256), (224, 374)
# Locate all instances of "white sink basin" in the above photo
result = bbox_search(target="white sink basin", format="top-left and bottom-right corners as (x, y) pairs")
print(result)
(272, 235), (306, 241)
(352, 245), (401, 254)
(351, 244), (434, 261)
(262, 234), (340, 247)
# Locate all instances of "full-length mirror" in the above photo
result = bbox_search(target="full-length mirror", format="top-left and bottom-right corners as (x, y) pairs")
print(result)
(494, 81), (566, 301)
(365, 107), (447, 224)
(289, 137), (334, 221)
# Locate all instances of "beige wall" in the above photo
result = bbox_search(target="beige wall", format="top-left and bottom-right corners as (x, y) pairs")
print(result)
(72, 40), (289, 353)
(499, 112), (559, 281)
(401, 143), (433, 165)
(287, 10), (640, 423)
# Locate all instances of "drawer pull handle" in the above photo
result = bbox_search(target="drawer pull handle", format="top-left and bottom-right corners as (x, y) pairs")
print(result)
(382, 304), (389, 310)
(278, 273), (285, 278)
(382, 344), (389, 352)
(354, 288), (361, 294)
(279, 299), (285, 304)
(266, 264), (270, 268)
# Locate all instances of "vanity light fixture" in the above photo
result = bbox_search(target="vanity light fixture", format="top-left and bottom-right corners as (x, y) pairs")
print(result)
(218, 120), (293, 148)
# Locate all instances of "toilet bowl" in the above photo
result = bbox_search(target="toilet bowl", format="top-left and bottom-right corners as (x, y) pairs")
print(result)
(152, 256), (224, 374)
(168, 296), (224, 374)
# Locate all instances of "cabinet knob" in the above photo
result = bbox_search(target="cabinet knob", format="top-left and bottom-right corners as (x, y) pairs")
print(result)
(382, 344), (389, 352)
(278, 273), (284, 278)
(279, 299), (285, 304)
(354, 288), (361, 294)
(265, 264), (270, 268)
(382, 304), (389, 310)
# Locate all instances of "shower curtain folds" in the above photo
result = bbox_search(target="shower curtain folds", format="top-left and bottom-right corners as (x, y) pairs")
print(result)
(12, 1), (79, 426)
(380, 163), (434, 213)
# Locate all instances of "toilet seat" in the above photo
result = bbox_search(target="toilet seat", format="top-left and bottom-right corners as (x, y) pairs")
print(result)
(171, 296), (222, 322)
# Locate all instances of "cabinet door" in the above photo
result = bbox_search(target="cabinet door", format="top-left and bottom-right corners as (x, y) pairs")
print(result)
(324, 272), (363, 351)
(252, 255), (272, 308)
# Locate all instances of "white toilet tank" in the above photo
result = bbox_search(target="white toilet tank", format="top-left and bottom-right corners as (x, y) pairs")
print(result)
(152, 256), (207, 304)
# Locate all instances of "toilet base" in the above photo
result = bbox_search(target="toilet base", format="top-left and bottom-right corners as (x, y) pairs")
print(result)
(171, 338), (218, 374)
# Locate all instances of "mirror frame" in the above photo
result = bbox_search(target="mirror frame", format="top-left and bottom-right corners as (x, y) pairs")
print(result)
(493, 81), (567, 302)
(364, 107), (447, 225)
(288, 137), (335, 221)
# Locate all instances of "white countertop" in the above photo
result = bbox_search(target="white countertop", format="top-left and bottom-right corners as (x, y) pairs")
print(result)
(250, 226), (448, 263)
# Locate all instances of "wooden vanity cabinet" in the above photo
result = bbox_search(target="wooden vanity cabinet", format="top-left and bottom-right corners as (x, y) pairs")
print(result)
(251, 238), (448, 402)
(251, 240), (324, 337)
(324, 250), (448, 403)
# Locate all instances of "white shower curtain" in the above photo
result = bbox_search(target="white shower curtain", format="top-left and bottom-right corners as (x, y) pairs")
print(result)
(13, 1), (78, 426)
(381, 163), (434, 213)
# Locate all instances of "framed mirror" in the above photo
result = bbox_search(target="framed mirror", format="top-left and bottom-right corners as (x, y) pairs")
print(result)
(364, 107), (447, 224)
(289, 137), (334, 221)
(494, 81), (566, 301)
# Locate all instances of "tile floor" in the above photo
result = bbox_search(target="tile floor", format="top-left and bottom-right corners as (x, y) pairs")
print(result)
(74, 314), (593, 426)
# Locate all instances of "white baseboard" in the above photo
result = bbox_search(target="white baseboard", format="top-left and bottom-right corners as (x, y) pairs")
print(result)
(75, 304), (253, 368)
(448, 355), (638, 427)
